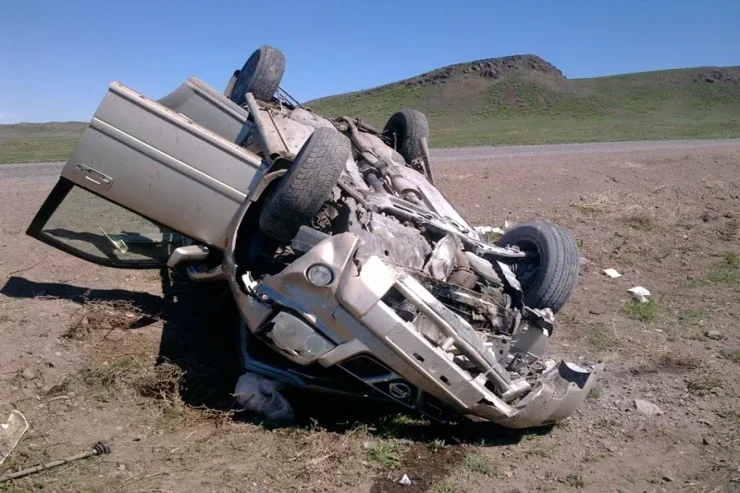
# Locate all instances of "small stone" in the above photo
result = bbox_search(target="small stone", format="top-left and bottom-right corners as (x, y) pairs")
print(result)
(505, 488), (528, 493)
(702, 437), (715, 445)
(21, 368), (36, 380)
(662, 474), (674, 482)
(504, 471), (513, 478)
(118, 464), (126, 471)
(704, 330), (724, 340)
(634, 399), (664, 416)
(724, 211), (735, 218)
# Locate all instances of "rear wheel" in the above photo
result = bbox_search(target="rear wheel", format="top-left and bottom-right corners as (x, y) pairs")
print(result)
(230, 46), (286, 104)
(259, 128), (350, 243)
(496, 221), (580, 313)
(383, 109), (429, 164)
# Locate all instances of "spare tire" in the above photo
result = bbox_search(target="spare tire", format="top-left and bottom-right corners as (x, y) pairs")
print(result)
(230, 46), (285, 104)
(496, 221), (580, 313)
(259, 127), (350, 242)
(383, 109), (429, 164)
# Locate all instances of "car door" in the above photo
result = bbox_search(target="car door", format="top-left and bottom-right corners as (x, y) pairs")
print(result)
(27, 80), (264, 269)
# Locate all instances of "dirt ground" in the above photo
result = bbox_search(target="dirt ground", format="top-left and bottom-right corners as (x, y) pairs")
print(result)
(1, 144), (739, 493)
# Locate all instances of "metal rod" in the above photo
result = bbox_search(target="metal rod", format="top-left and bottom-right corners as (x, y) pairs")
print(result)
(0, 442), (110, 483)
(419, 137), (435, 186)
(244, 93), (275, 162)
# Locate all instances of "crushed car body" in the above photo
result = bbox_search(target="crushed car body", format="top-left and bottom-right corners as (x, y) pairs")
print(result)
(27, 45), (601, 428)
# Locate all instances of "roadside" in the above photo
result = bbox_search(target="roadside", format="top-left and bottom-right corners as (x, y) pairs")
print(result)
(0, 145), (738, 492)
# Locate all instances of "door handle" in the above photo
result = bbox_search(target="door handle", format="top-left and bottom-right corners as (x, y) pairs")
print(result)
(76, 164), (114, 187)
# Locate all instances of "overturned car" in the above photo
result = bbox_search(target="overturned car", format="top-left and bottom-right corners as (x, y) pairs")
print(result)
(27, 46), (600, 428)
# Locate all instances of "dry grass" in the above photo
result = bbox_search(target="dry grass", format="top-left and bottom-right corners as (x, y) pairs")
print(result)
(64, 299), (160, 340)
(686, 373), (724, 395)
(462, 452), (497, 477)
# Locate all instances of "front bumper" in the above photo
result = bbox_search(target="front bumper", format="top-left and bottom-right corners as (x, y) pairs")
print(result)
(228, 232), (600, 428)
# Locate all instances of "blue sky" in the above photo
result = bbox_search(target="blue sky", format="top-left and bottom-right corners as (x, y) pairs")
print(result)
(1, 0), (738, 123)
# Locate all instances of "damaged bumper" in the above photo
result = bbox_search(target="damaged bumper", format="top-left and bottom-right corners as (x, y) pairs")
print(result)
(228, 232), (600, 428)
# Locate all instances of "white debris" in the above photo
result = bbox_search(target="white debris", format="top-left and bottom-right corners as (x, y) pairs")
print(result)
(234, 373), (294, 424)
(603, 268), (622, 278)
(474, 226), (505, 236)
(628, 286), (651, 302)
(424, 233), (461, 281)
(1, 410), (29, 465)
(397, 474), (412, 486)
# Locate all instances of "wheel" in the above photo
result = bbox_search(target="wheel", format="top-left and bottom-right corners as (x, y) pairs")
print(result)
(496, 221), (580, 313)
(230, 46), (286, 104)
(259, 127), (350, 242)
(383, 108), (429, 164)
(223, 69), (240, 99)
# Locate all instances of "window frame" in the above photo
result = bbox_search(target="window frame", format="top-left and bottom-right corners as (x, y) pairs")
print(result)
(26, 177), (182, 269)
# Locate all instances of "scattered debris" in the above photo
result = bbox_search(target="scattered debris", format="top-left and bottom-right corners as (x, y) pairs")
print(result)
(633, 399), (664, 416)
(397, 474), (412, 486)
(628, 286), (650, 302)
(475, 226), (505, 236)
(604, 268), (622, 278)
(234, 373), (294, 424)
(0, 411), (28, 465)
(0, 441), (110, 483)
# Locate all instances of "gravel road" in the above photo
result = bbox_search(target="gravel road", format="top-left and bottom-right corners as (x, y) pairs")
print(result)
(2, 139), (740, 181)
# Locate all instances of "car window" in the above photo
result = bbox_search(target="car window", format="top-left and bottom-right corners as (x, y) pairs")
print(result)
(32, 181), (182, 268)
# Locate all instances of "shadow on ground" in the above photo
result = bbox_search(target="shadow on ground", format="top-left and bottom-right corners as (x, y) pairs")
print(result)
(2, 274), (538, 447)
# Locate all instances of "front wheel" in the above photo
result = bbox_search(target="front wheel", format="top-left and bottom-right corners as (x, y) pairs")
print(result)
(259, 127), (351, 243)
(496, 221), (580, 313)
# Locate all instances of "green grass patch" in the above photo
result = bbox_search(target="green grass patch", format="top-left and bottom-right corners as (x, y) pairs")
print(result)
(0, 315), (10, 323)
(427, 438), (446, 453)
(365, 442), (402, 469)
(0, 123), (85, 164)
(433, 483), (457, 493)
(564, 473), (585, 488)
(463, 452), (497, 477)
(587, 386), (602, 400)
(310, 64), (740, 147)
(720, 348), (740, 364)
(624, 299), (659, 322)
(678, 308), (712, 322)
(687, 254), (740, 286)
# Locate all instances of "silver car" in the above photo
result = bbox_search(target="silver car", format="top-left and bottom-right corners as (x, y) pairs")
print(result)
(27, 46), (600, 428)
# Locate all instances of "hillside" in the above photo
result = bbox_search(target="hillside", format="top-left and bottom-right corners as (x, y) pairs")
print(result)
(0, 122), (86, 164)
(309, 55), (740, 147)
(2, 57), (740, 164)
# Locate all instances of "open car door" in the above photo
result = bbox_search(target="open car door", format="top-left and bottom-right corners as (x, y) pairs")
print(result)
(27, 81), (263, 269)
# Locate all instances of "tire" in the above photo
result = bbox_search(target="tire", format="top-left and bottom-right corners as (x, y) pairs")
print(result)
(383, 109), (429, 164)
(223, 69), (240, 99)
(496, 221), (580, 313)
(259, 127), (350, 242)
(230, 46), (286, 104)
